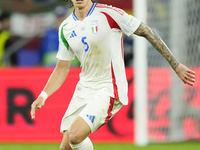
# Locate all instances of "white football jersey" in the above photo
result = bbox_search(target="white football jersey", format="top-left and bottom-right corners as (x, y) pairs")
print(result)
(56, 3), (141, 105)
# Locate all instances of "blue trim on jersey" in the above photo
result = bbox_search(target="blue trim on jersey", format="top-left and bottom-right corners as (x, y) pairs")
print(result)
(72, 12), (78, 21)
(87, 3), (97, 17)
(72, 3), (97, 21)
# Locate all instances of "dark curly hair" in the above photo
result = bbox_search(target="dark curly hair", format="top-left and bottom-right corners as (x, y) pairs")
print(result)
(64, 0), (97, 8)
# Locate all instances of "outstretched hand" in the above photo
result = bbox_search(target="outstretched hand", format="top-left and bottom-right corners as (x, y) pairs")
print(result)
(175, 63), (195, 86)
(31, 97), (45, 120)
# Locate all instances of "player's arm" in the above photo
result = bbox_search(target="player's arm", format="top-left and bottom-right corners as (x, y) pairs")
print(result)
(31, 59), (71, 119)
(133, 22), (195, 86)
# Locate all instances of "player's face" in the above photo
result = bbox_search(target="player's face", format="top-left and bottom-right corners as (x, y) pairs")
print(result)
(71, 0), (92, 9)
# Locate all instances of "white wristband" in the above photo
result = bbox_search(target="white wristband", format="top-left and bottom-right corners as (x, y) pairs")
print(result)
(39, 91), (48, 101)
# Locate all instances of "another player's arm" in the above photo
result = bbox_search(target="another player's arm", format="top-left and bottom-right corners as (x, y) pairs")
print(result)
(31, 59), (71, 119)
(133, 22), (195, 86)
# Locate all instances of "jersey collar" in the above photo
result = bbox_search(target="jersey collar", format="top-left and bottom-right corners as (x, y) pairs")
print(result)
(72, 3), (97, 21)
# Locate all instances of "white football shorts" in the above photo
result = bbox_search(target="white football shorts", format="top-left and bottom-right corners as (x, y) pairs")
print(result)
(60, 83), (123, 133)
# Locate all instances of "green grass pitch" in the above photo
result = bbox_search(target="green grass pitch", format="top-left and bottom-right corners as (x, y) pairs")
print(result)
(0, 142), (200, 150)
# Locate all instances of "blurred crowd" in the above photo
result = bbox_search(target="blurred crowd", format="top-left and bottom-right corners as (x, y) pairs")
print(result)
(0, 11), (12, 66)
(0, 5), (80, 67)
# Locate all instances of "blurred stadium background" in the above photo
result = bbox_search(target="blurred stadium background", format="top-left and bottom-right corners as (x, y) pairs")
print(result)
(0, 0), (200, 149)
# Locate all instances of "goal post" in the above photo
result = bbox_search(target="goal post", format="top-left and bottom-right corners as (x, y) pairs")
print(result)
(133, 0), (148, 146)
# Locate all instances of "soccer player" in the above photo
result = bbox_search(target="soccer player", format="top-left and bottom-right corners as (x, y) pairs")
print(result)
(31, 0), (196, 150)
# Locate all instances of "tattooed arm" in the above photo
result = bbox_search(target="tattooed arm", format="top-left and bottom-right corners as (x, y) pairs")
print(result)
(134, 22), (179, 70)
(134, 22), (195, 86)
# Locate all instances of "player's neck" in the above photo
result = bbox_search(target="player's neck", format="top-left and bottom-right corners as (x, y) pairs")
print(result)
(74, 1), (93, 21)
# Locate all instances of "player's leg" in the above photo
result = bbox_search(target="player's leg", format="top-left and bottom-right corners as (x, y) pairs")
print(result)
(68, 116), (91, 144)
(60, 114), (93, 150)
(68, 94), (122, 150)
(60, 130), (72, 150)
(60, 117), (93, 150)
(68, 116), (93, 150)
(60, 83), (94, 150)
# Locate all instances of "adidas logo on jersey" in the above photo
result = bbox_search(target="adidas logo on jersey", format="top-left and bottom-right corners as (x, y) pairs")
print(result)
(86, 115), (95, 123)
(70, 30), (77, 38)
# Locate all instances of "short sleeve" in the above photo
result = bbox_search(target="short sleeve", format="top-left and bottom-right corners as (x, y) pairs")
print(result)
(118, 13), (141, 36)
(56, 41), (75, 61)
(99, 5), (141, 36)
(56, 21), (75, 61)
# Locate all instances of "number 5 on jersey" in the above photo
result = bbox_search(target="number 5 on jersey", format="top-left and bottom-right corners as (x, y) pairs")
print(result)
(81, 36), (89, 52)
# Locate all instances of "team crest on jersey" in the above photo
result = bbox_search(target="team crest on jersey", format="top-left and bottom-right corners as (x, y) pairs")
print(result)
(91, 20), (98, 34)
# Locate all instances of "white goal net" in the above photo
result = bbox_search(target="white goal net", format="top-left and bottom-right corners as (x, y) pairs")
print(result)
(145, 0), (200, 143)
